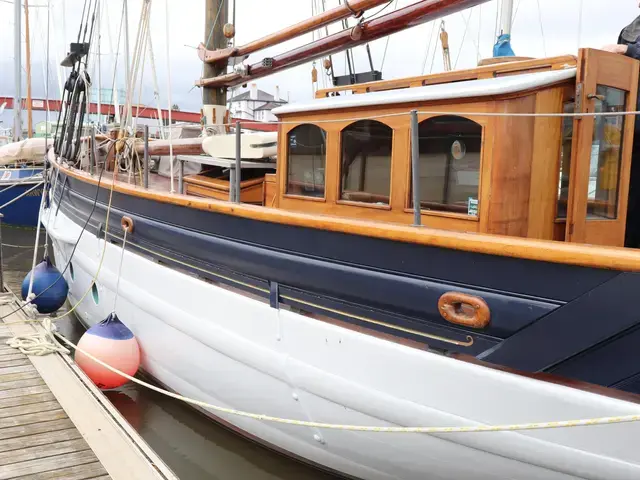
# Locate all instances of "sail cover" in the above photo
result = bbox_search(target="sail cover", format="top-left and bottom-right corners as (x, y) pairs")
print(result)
(0, 138), (49, 165)
(493, 33), (515, 57)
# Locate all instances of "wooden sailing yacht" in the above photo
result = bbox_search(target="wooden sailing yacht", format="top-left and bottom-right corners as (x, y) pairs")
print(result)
(44, 0), (640, 478)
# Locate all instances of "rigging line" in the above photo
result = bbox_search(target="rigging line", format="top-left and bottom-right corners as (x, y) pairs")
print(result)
(362, 0), (394, 21)
(379, 0), (398, 72)
(493, 0), (500, 38)
(421, 20), (438, 75)
(512, 0), (522, 23)
(109, 1), (126, 125)
(0, 143), (114, 323)
(535, 0), (547, 57)
(428, 24), (439, 74)
(477, 3), (482, 63)
(454, 11), (472, 70)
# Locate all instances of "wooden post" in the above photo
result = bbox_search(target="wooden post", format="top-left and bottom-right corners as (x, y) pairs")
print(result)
(24, 0), (33, 138)
(203, 0), (228, 107)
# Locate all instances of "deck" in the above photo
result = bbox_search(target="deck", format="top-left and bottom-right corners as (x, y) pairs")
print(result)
(0, 292), (177, 480)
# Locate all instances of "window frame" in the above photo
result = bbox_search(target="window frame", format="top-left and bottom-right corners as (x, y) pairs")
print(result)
(336, 119), (395, 210)
(404, 114), (485, 222)
(283, 122), (329, 203)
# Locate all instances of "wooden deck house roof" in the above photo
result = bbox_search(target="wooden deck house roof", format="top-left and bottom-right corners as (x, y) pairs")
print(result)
(273, 68), (577, 115)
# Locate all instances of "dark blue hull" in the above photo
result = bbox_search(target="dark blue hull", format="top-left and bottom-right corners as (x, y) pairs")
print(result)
(0, 182), (43, 226)
(53, 170), (640, 395)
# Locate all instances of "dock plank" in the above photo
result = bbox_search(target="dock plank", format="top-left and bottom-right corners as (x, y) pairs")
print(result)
(0, 428), (81, 453)
(0, 449), (97, 479)
(0, 400), (60, 419)
(0, 438), (90, 466)
(10, 461), (109, 480)
(0, 384), (49, 399)
(0, 408), (67, 429)
(0, 364), (35, 376)
(0, 348), (24, 360)
(0, 392), (55, 409)
(0, 358), (32, 368)
(0, 296), (174, 480)
(0, 418), (74, 441)
(0, 376), (45, 391)
(0, 369), (42, 383)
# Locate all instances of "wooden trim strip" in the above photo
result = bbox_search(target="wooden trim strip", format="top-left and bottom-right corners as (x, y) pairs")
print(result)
(55, 161), (640, 272)
(316, 55), (578, 97)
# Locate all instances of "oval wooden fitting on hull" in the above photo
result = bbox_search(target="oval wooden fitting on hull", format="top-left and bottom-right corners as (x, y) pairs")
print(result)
(438, 292), (490, 329)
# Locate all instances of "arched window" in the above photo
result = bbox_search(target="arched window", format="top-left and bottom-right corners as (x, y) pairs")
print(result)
(340, 120), (392, 205)
(286, 124), (327, 198)
(414, 116), (482, 215)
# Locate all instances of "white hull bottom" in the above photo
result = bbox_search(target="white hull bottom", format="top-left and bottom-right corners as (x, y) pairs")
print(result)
(44, 206), (640, 480)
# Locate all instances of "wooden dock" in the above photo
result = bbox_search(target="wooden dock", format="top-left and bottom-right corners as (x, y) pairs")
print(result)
(0, 292), (178, 480)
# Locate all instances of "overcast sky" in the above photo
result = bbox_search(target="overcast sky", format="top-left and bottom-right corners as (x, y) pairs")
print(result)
(0, 0), (638, 125)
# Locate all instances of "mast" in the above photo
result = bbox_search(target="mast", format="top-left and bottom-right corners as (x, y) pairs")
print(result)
(25, 0), (33, 138)
(203, 0), (228, 107)
(500, 0), (513, 36)
(96, 0), (102, 126)
(13, 0), (22, 142)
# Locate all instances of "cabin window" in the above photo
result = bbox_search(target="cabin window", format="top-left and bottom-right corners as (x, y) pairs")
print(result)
(587, 86), (626, 219)
(340, 120), (392, 205)
(557, 102), (575, 219)
(411, 116), (482, 215)
(286, 124), (327, 198)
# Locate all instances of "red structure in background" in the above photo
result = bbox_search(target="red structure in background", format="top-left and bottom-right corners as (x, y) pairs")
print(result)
(0, 96), (278, 132)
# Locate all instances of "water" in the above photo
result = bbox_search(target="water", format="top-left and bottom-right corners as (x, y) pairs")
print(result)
(3, 224), (338, 480)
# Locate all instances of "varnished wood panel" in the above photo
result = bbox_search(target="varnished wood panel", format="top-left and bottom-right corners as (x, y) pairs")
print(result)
(185, 175), (265, 204)
(486, 95), (537, 237)
(527, 87), (566, 239)
(566, 49), (640, 247)
(263, 173), (278, 207)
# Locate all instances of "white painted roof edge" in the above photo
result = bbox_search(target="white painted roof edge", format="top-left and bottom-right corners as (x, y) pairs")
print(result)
(273, 68), (577, 116)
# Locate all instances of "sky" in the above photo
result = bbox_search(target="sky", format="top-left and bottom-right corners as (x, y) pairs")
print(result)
(0, 0), (639, 128)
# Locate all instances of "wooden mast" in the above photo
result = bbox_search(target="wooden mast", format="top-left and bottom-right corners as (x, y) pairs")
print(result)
(24, 0), (33, 138)
(203, 0), (228, 107)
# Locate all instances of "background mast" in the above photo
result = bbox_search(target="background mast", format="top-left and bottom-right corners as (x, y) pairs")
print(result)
(25, 0), (33, 138)
(13, 0), (22, 141)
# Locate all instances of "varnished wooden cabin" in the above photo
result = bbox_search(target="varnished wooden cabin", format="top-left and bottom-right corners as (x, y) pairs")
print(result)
(251, 49), (638, 248)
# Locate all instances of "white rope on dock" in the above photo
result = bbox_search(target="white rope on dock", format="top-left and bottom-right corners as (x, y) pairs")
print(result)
(7, 316), (69, 356)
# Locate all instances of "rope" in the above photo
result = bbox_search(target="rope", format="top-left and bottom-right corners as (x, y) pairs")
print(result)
(111, 227), (128, 312)
(7, 317), (69, 356)
(50, 167), (117, 323)
(48, 330), (640, 434)
(18, 171), (640, 434)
